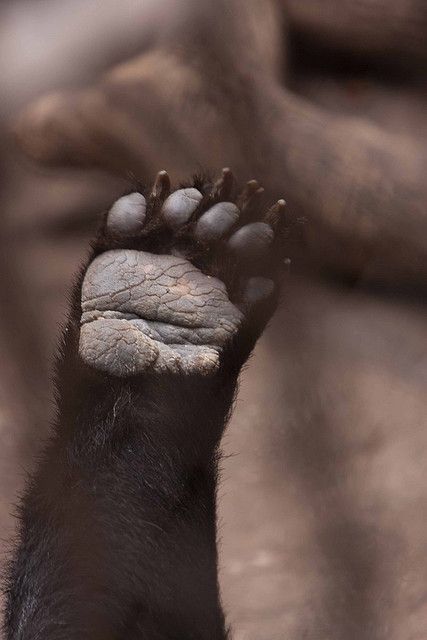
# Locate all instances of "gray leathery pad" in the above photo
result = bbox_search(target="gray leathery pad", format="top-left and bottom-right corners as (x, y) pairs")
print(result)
(195, 202), (239, 242)
(243, 277), (275, 305)
(79, 249), (243, 376)
(161, 188), (203, 228)
(80, 319), (158, 376)
(228, 222), (273, 256)
(107, 193), (147, 236)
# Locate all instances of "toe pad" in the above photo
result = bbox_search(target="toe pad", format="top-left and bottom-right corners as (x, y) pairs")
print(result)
(162, 188), (203, 228)
(242, 277), (275, 305)
(107, 193), (147, 236)
(195, 202), (239, 242)
(228, 222), (273, 257)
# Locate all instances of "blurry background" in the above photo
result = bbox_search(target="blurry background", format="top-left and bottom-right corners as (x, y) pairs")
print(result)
(0, 1), (426, 638)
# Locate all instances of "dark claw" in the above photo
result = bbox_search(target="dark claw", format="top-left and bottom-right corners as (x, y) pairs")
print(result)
(212, 167), (235, 200)
(151, 170), (171, 200)
(265, 199), (286, 227)
(237, 179), (264, 211)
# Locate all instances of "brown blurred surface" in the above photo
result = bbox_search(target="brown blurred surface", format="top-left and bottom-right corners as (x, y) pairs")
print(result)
(0, 1), (426, 638)
(222, 277), (427, 639)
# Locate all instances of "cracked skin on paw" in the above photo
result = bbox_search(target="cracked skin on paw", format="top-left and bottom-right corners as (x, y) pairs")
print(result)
(79, 250), (243, 376)
(78, 172), (281, 378)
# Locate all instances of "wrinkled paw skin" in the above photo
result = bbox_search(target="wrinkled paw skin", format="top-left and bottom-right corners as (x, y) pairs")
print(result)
(79, 169), (288, 377)
(80, 252), (242, 376)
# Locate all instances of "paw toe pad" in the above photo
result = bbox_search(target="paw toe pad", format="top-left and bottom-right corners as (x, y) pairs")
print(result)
(107, 193), (147, 236)
(242, 277), (275, 305)
(228, 222), (274, 256)
(195, 202), (239, 242)
(161, 188), (203, 228)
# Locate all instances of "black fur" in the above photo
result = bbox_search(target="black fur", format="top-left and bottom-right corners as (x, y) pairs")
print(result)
(3, 175), (286, 639)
